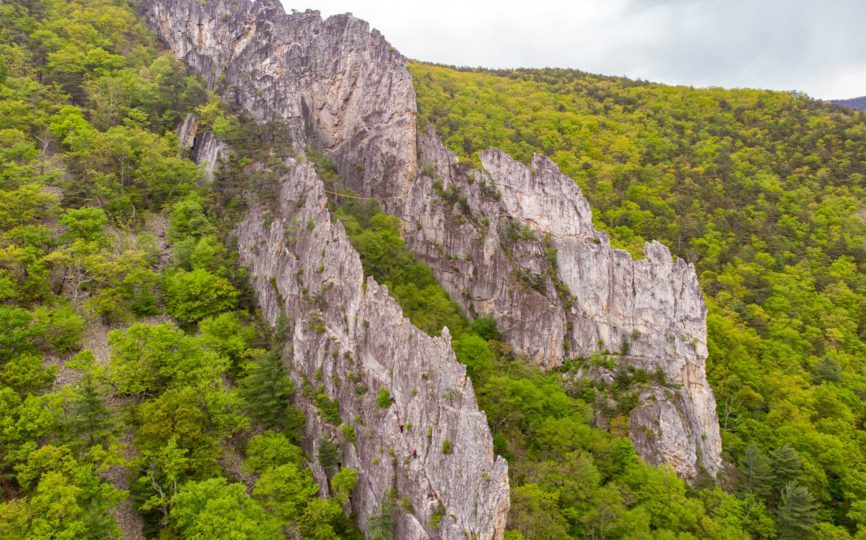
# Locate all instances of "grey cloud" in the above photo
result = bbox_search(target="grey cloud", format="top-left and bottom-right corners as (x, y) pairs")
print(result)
(283, 0), (866, 98)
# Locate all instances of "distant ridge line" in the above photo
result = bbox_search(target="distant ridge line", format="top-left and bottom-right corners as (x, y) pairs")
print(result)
(831, 95), (866, 111)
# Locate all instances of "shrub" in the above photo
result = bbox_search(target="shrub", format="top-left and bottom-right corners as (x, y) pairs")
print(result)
(442, 438), (453, 455)
(340, 424), (356, 444)
(376, 387), (392, 408)
(317, 438), (341, 471)
(163, 268), (239, 324)
(59, 207), (107, 244)
(315, 393), (340, 424)
(32, 303), (86, 353)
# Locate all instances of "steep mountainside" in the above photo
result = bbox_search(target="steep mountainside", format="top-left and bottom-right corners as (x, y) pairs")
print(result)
(4, 0), (865, 538)
(142, 0), (722, 485)
(144, 1), (509, 538)
(413, 63), (866, 535)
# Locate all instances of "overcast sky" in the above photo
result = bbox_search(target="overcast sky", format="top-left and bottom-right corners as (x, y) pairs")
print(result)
(281, 0), (866, 99)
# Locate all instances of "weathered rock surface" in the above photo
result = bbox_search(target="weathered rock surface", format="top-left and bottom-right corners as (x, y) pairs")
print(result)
(143, 0), (416, 205)
(404, 135), (722, 479)
(235, 161), (509, 539)
(151, 1), (509, 537)
(178, 113), (226, 182)
(147, 0), (722, 485)
(481, 150), (720, 479)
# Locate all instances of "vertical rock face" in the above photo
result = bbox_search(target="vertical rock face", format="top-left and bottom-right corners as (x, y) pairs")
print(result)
(404, 134), (722, 479)
(142, 0), (417, 204)
(478, 150), (721, 479)
(145, 0), (722, 485)
(235, 161), (509, 539)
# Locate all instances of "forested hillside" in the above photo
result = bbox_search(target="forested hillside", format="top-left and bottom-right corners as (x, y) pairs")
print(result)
(412, 63), (866, 537)
(2, 0), (866, 538)
(0, 1), (359, 538)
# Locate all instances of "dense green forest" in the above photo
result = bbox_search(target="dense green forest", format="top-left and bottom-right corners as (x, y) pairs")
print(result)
(2, 0), (865, 538)
(0, 1), (359, 538)
(411, 62), (866, 538)
(314, 154), (774, 539)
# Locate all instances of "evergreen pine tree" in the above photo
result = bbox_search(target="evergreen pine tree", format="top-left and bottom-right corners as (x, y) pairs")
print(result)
(241, 350), (303, 433)
(64, 373), (115, 453)
(739, 444), (773, 499)
(776, 481), (817, 539)
(771, 446), (802, 493)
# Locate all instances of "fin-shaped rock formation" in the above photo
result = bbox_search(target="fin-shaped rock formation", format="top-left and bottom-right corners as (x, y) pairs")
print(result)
(405, 131), (721, 479)
(144, 5), (720, 526)
(236, 160), (509, 538)
(146, 1), (508, 537)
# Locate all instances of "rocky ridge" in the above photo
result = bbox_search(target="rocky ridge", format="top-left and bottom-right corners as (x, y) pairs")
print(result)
(144, 0), (720, 511)
(235, 161), (509, 539)
(146, 1), (508, 537)
(144, 0), (416, 204)
(405, 132), (722, 478)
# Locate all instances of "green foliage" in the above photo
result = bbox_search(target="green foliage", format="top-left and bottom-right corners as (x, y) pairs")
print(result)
(330, 467), (359, 505)
(59, 207), (107, 244)
(0, 306), (39, 361)
(240, 350), (303, 432)
(508, 484), (571, 540)
(315, 392), (341, 424)
(47, 236), (159, 322)
(0, 2), (354, 538)
(369, 487), (397, 540)
(317, 438), (341, 471)
(163, 267), (239, 324)
(738, 444), (773, 498)
(332, 200), (466, 337)
(244, 431), (304, 474)
(197, 312), (257, 371)
(341, 423), (357, 444)
(107, 322), (226, 396)
(0, 445), (123, 539)
(252, 462), (319, 524)
(167, 196), (215, 243)
(776, 481), (818, 539)
(170, 477), (282, 539)
(431, 502), (445, 530)
(376, 386), (392, 408)
(61, 355), (115, 454)
(297, 497), (345, 539)
(442, 438), (453, 455)
(413, 61), (866, 535)
(453, 332), (496, 379)
(0, 353), (55, 396)
(31, 303), (86, 354)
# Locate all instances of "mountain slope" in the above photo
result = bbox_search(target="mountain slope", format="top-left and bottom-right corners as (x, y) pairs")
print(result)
(412, 63), (866, 534)
(0, 0), (365, 538)
(832, 96), (866, 111)
(3, 0), (865, 538)
(141, 0), (744, 538)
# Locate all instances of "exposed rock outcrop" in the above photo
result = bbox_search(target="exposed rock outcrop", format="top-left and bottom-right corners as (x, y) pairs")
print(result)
(178, 113), (226, 182)
(150, 1), (509, 537)
(146, 0), (722, 487)
(404, 133), (722, 479)
(144, 0), (416, 205)
(479, 150), (720, 479)
(236, 160), (509, 539)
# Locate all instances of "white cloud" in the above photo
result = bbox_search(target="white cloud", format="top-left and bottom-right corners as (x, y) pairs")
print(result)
(281, 0), (866, 99)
